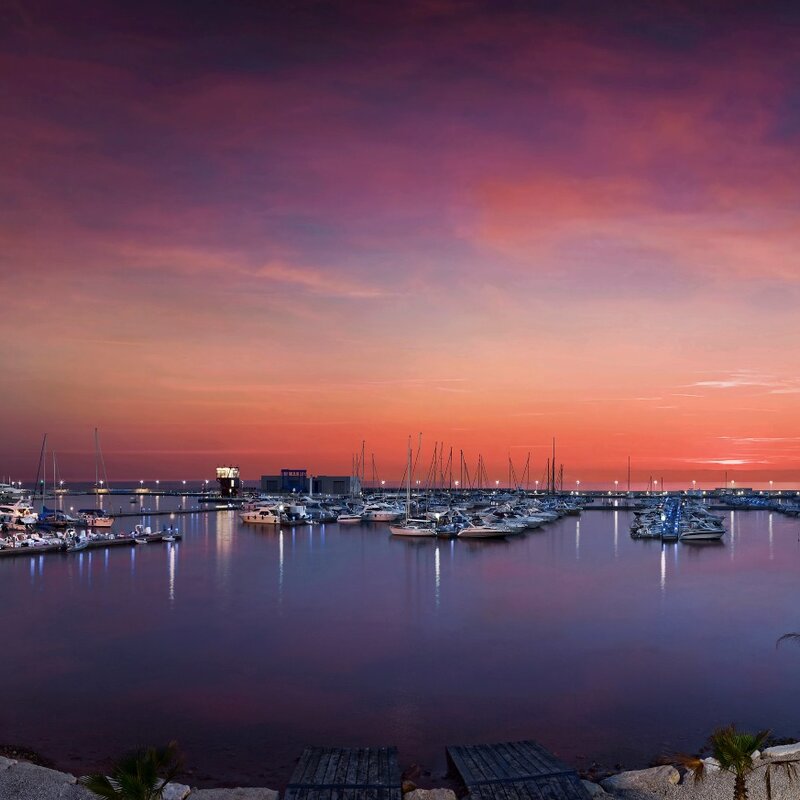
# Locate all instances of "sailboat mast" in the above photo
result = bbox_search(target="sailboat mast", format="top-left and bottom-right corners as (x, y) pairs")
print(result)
(406, 438), (411, 522)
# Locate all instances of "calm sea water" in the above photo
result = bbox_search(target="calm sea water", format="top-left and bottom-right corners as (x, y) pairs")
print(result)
(3, 496), (800, 787)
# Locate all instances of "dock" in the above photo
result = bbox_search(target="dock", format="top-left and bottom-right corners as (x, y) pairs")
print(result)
(0, 532), (180, 559)
(285, 747), (401, 800)
(447, 740), (590, 800)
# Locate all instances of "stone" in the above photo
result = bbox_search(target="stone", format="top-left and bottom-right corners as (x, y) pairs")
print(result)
(701, 757), (721, 773)
(0, 761), (82, 800)
(161, 781), (192, 800)
(581, 779), (610, 797)
(762, 743), (800, 760)
(189, 789), (279, 800)
(404, 790), (457, 800)
(0, 756), (18, 770)
(600, 765), (680, 794)
(751, 750), (761, 761)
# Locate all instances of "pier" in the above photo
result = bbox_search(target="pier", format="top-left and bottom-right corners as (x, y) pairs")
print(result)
(447, 740), (590, 800)
(286, 747), (401, 800)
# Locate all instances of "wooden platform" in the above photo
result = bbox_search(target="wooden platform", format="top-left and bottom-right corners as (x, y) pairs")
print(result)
(447, 740), (590, 800)
(285, 747), (402, 800)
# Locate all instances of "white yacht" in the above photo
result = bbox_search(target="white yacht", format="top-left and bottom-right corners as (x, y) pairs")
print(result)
(239, 505), (282, 524)
(0, 501), (39, 530)
(363, 502), (403, 522)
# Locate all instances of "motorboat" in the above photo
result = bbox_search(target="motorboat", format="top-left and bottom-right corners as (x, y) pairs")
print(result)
(77, 509), (115, 528)
(239, 505), (282, 524)
(389, 518), (435, 537)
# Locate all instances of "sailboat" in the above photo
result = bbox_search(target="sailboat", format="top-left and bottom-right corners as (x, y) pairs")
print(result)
(390, 440), (435, 537)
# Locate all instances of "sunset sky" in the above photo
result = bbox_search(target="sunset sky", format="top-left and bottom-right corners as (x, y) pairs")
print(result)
(2, 1), (800, 486)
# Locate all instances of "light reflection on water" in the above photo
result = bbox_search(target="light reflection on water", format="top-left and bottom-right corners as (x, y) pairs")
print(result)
(4, 500), (800, 789)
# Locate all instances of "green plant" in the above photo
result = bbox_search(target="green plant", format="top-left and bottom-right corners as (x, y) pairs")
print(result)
(681, 725), (797, 800)
(80, 742), (182, 800)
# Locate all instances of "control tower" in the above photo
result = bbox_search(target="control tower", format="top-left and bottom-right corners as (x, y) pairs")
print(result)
(216, 466), (241, 497)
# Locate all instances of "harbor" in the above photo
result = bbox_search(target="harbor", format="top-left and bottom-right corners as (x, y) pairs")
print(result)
(2, 486), (800, 789)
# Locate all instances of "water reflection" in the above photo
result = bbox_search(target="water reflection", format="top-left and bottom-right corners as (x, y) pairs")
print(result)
(278, 530), (284, 603)
(434, 546), (441, 608)
(168, 543), (176, 604)
(769, 513), (774, 560)
(5, 503), (800, 788)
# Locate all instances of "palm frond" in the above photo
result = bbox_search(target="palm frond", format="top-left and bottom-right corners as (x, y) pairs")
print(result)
(80, 742), (182, 800)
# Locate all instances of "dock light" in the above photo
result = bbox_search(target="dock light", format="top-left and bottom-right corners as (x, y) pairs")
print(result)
(495, 480), (500, 487)
(614, 480), (618, 491)
(454, 480), (460, 487)
(99, 480), (104, 486)
(381, 480), (385, 486)
(140, 480), (144, 486)
(576, 480), (581, 489)
(770, 480), (774, 491)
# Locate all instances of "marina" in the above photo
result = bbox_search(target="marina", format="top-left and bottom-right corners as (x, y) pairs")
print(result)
(2, 491), (800, 787)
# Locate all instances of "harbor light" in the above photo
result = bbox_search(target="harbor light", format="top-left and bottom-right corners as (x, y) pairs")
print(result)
(576, 480), (580, 489)
(614, 480), (618, 491)
(495, 480), (500, 487)
(454, 480), (459, 487)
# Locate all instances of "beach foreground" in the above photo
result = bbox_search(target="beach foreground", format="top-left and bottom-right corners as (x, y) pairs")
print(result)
(3, 743), (800, 800)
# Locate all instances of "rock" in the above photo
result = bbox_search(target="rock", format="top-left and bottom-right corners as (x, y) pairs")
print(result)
(701, 757), (721, 773)
(601, 765), (680, 794)
(581, 779), (610, 797)
(0, 756), (17, 770)
(762, 743), (800, 760)
(402, 781), (418, 793)
(189, 789), (279, 800)
(0, 761), (84, 800)
(751, 750), (760, 761)
(404, 790), (457, 800)
(161, 781), (192, 800)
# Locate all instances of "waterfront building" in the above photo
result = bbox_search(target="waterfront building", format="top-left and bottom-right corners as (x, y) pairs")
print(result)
(216, 466), (241, 497)
(260, 469), (360, 496)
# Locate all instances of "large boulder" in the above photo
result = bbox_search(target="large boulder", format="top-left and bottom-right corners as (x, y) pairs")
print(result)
(762, 743), (800, 760)
(581, 779), (610, 798)
(161, 781), (193, 800)
(189, 789), (279, 800)
(404, 790), (457, 800)
(601, 765), (680, 794)
(0, 761), (87, 800)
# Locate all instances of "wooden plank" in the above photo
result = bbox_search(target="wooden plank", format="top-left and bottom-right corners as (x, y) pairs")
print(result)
(446, 741), (590, 800)
(295, 748), (325, 786)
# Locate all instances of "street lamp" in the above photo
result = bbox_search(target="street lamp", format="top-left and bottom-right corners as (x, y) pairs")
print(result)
(770, 480), (774, 492)
(692, 479), (697, 490)
(454, 480), (459, 488)
(535, 480), (539, 492)
(495, 480), (500, 488)
(576, 480), (580, 490)
(614, 480), (618, 492)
